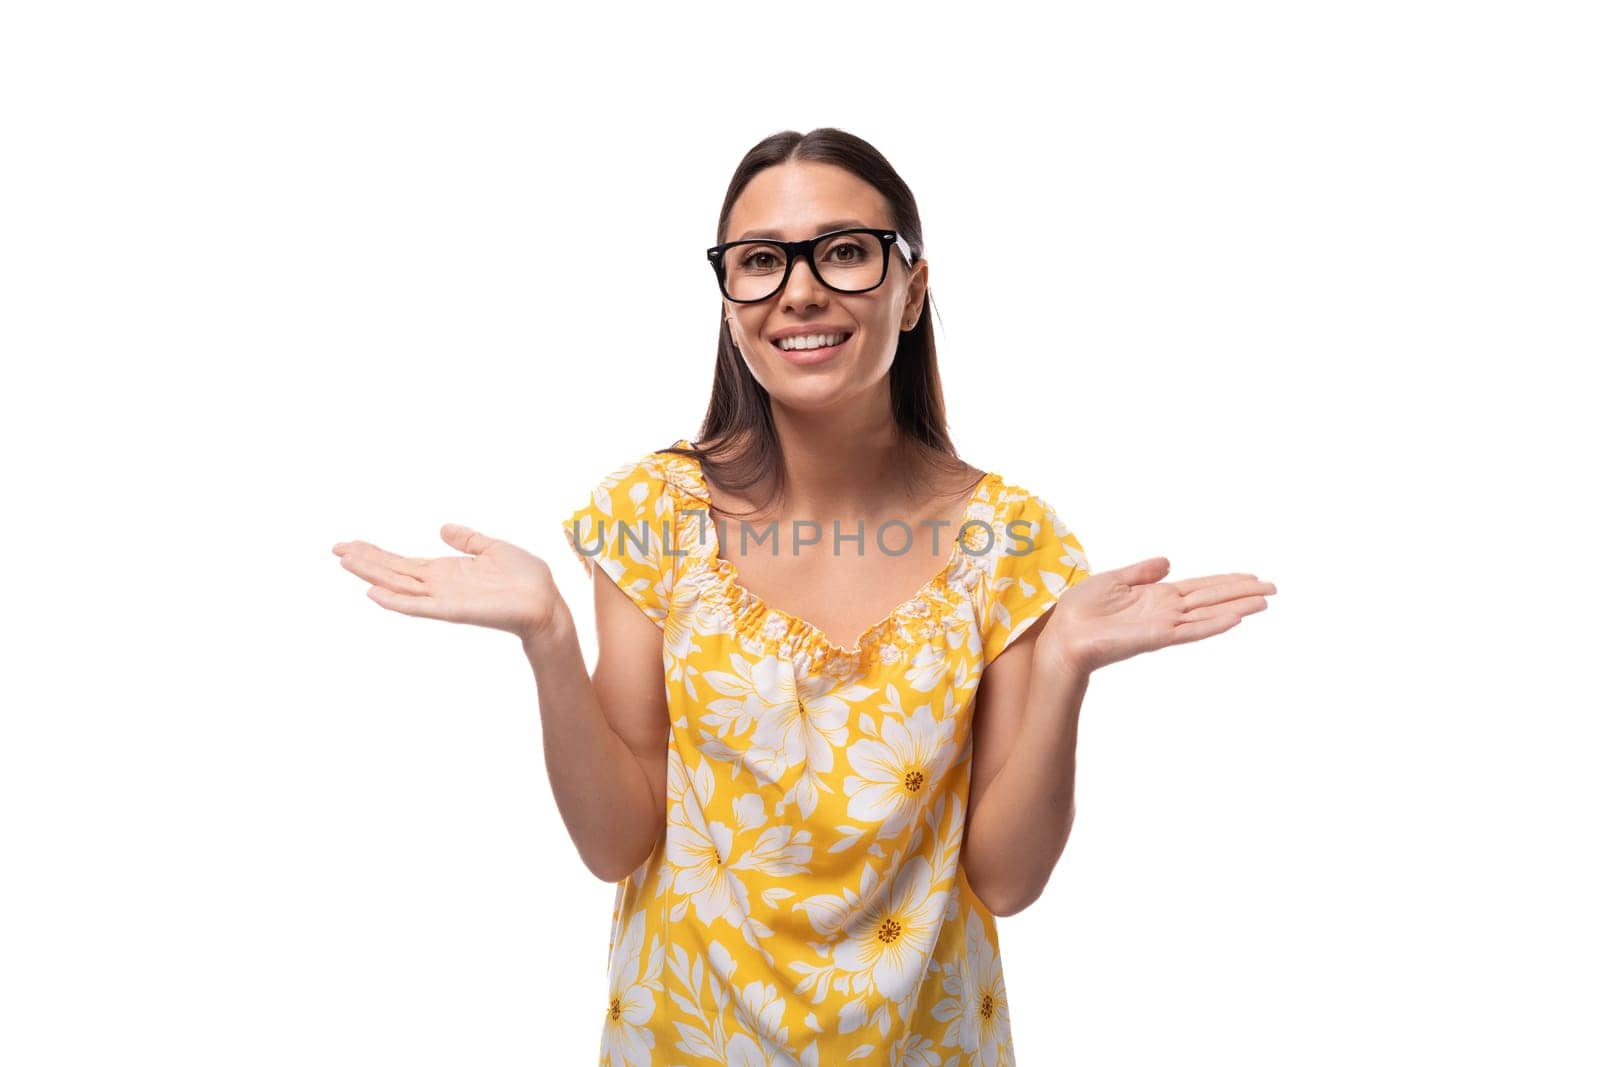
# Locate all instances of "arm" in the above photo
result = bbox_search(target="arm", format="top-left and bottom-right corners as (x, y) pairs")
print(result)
(961, 556), (1278, 916)
(960, 609), (1090, 917)
(332, 511), (672, 885)
(522, 566), (670, 883)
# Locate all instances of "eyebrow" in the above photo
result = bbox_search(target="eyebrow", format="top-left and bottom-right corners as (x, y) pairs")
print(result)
(733, 218), (876, 241)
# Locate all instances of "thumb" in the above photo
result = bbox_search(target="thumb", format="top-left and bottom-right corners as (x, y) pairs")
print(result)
(1102, 556), (1170, 586)
(440, 523), (495, 556)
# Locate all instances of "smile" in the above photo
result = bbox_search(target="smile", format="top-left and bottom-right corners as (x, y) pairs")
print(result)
(771, 331), (852, 365)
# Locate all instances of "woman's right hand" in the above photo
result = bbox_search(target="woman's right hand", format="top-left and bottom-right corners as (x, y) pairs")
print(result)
(331, 524), (562, 641)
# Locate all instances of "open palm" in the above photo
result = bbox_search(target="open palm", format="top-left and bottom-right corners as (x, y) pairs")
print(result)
(331, 524), (559, 640)
(1040, 557), (1277, 676)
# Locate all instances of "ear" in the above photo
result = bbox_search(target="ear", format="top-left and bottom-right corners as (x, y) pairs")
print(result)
(901, 257), (930, 331)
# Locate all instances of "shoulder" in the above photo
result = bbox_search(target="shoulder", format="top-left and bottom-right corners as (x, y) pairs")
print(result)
(974, 477), (1092, 662)
(989, 480), (1089, 576)
(996, 483), (1077, 550)
(559, 442), (697, 620)
(571, 441), (699, 517)
(560, 442), (691, 563)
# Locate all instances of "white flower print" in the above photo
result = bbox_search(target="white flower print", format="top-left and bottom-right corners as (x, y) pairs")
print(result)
(724, 1033), (821, 1067)
(730, 823), (814, 877)
(665, 750), (751, 927)
(746, 665), (866, 785)
(775, 764), (827, 820)
(724, 1035), (769, 1066)
(729, 790), (815, 877)
(736, 979), (788, 1042)
(830, 856), (943, 1002)
(890, 1030), (942, 1067)
(600, 911), (658, 1067)
(959, 909), (1011, 1066)
(961, 501), (1008, 578)
(1045, 502), (1091, 574)
(724, 980), (800, 1065)
(701, 653), (794, 742)
(843, 704), (956, 839)
(696, 943), (821, 1067)
(904, 642), (951, 692)
(662, 574), (704, 662)
(944, 591), (984, 660)
(733, 792), (765, 832)
(793, 861), (879, 947)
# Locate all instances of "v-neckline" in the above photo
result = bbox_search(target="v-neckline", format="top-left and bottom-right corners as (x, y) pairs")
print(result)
(669, 438), (998, 658)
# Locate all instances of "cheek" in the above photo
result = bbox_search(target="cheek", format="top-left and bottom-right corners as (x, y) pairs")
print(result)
(850, 298), (900, 334)
(846, 302), (901, 349)
(726, 314), (756, 348)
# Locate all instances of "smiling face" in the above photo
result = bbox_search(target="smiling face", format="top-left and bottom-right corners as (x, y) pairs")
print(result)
(720, 161), (928, 412)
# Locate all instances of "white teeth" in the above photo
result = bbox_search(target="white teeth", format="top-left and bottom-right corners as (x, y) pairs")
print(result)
(776, 332), (848, 351)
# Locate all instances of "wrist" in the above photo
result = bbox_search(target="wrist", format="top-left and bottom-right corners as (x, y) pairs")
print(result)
(1035, 638), (1094, 689)
(520, 600), (574, 654)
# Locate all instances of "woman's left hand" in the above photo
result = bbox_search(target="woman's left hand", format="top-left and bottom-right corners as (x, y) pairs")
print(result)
(1036, 557), (1277, 677)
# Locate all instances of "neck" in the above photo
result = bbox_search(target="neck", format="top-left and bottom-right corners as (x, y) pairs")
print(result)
(766, 400), (921, 520)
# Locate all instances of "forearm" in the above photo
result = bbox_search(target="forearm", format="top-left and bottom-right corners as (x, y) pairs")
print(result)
(961, 659), (1090, 915)
(520, 604), (663, 881)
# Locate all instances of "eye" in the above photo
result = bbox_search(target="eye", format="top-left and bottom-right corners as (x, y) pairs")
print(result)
(737, 248), (782, 272)
(826, 240), (868, 263)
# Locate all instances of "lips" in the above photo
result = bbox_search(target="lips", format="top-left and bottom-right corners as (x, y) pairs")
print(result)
(770, 330), (853, 352)
(771, 332), (851, 364)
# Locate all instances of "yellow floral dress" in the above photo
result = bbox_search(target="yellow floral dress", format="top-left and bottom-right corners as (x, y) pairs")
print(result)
(561, 438), (1091, 1066)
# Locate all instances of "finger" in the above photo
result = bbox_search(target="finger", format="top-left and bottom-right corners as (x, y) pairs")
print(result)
(333, 540), (429, 580)
(1100, 557), (1171, 585)
(1170, 572), (1262, 596)
(366, 584), (455, 621)
(1168, 597), (1270, 644)
(1168, 612), (1243, 645)
(1180, 577), (1277, 611)
(440, 523), (496, 556)
(339, 548), (429, 595)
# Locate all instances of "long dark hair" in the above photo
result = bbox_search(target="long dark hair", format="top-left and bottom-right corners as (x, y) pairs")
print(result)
(658, 127), (972, 519)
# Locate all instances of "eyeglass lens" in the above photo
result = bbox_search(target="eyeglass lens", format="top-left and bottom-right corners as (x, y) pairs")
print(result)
(723, 232), (885, 302)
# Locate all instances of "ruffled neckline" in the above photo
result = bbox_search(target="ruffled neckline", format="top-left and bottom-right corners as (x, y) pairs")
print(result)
(653, 438), (1006, 671)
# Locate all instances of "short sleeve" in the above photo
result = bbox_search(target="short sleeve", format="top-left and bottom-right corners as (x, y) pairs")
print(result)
(980, 492), (1092, 663)
(560, 455), (677, 629)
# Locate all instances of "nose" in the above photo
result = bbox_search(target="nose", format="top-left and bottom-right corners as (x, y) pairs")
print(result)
(779, 252), (828, 311)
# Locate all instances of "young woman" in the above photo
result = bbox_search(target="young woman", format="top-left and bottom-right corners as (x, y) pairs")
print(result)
(332, 127), (1275, 1065)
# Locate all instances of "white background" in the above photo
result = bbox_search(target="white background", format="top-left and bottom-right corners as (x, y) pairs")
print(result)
(3, 1), (1595, 1063)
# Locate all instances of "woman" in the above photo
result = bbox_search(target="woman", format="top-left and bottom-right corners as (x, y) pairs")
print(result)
(332, 127), (1275, 1065)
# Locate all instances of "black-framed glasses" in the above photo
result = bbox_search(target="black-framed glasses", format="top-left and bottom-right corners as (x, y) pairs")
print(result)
(706, 227), (916, 304)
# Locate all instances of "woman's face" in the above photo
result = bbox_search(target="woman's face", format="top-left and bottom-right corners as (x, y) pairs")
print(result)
(720, 161), (928, 412)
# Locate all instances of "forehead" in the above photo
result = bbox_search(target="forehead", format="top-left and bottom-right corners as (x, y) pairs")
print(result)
(726, 161), (892, 242)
